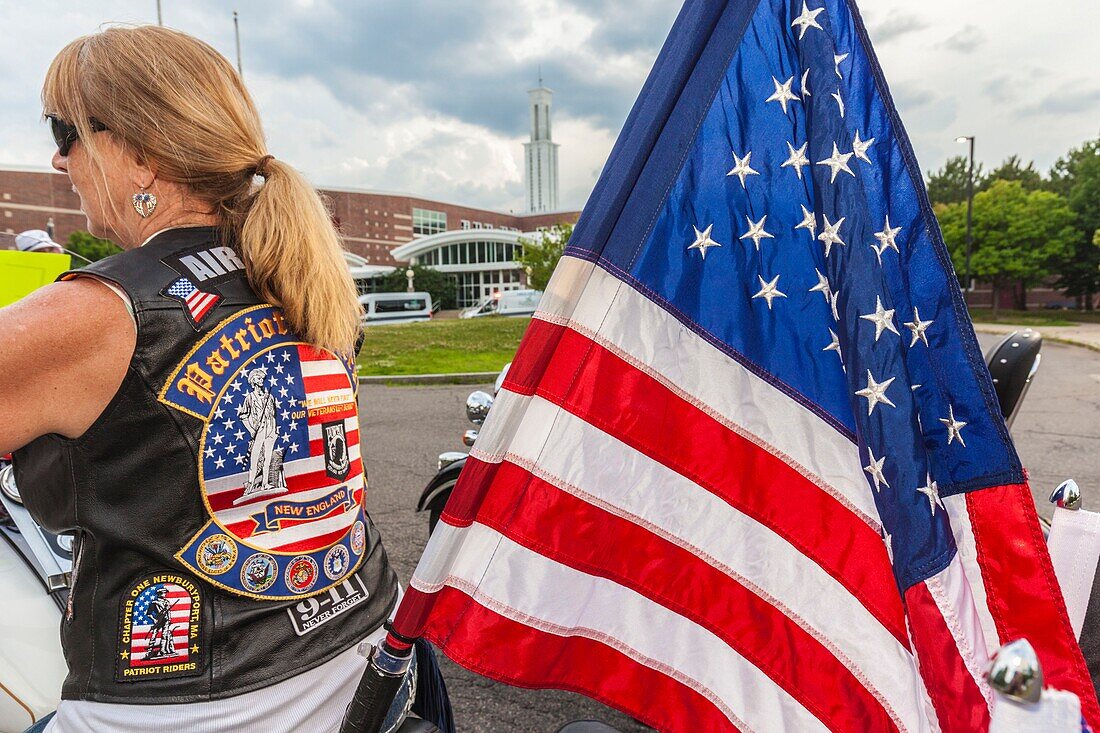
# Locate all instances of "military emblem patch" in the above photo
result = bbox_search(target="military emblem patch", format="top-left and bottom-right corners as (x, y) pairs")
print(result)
(117, 573), (204, 682)
(197, 534), (237, 575)
(323, 544), (351, 581)
(159, 306), (367, 600)
(285, 556), (319, 594)
(350, 521), (366, 556)
(240, 553), (278, 593)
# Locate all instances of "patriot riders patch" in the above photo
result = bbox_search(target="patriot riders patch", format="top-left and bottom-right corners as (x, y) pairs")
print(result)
(117, 573), (204, 682)
(159, 305), (367, 601)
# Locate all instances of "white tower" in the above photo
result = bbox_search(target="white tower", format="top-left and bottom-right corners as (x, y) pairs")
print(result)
(524, 84), (560, 213)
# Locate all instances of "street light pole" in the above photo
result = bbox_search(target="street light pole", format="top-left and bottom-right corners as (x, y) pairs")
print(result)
(156, 0), (162, 25)
(956, 135), (975, 305)
(233, 11), (242, 77)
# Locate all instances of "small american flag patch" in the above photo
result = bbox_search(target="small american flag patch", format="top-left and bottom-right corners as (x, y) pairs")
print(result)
(164, 277), (221, 328)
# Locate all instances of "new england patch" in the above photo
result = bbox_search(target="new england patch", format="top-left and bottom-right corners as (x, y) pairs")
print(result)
(158, 305), (368, 600)
(117, 573), (204, 682)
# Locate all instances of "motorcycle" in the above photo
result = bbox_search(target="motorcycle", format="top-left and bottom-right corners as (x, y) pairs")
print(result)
(416, 329), (1045, 536)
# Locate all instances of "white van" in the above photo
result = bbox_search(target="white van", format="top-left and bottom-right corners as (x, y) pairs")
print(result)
(359, 291), (434, 326)
(460, 289), (542, 319)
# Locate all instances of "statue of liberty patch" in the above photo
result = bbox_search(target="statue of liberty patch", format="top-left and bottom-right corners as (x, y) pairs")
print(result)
(159, 305), (367, 600)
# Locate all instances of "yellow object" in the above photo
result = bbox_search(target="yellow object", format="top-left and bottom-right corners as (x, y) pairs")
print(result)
(0, 250), (72, 308)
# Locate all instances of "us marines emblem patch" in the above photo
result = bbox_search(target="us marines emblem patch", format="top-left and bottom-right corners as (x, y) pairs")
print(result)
(158, 305), (367, 600)
(117, 574), (204, 682)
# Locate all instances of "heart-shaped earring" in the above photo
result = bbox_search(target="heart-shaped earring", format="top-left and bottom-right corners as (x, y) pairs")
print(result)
(132, 188), (157, 218)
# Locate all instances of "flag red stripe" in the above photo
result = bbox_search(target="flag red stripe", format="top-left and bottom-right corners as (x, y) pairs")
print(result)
(499, 319), (907, 646)
(966, 483), (1100, 727)
(302, 373), (354, 394)
(306, 402), (358, 424)
(904, 581), (990, 732)
(445, 460), (900, 732)
(409, 585), (741, 733)
(206, 457), (363, 512)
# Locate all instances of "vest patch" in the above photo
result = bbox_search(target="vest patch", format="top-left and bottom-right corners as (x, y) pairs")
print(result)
(116, 573), (204, 682)
(160, 245), (245, 331)
(159, 305), (367, 600)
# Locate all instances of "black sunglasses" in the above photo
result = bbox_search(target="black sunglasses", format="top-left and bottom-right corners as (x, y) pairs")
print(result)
(46, 114), (108, 156)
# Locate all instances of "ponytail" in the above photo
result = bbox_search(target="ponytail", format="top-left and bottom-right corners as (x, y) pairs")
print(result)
(239, 159), (361, 355)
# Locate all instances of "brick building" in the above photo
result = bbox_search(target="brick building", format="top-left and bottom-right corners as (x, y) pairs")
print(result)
(0, 165), (579, 306)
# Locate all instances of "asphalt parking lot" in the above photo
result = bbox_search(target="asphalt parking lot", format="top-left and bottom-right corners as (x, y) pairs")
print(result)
(358, 331), (1100, 732)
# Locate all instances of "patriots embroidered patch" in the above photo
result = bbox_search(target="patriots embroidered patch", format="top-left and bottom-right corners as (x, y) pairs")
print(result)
(159, 305), (367, 601)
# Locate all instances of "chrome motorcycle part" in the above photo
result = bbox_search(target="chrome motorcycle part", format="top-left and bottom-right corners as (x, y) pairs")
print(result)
(465, 391), (493, 426)
(1049, 479), (1082, 511)
(437, 452), (467, 472)
(0, 465), (21, 504)
(461, 430), (478, 447)
(986, 638), (1043, 704)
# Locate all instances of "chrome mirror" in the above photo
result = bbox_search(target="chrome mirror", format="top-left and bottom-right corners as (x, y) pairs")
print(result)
(466, 391), (494, 425)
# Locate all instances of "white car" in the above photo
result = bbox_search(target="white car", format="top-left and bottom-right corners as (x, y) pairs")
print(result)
(359, 292), (434, 326)
(459, 289), (542, 319)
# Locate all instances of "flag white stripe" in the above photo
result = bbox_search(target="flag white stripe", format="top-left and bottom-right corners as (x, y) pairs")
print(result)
(536, 256), (881, 530)
(304, 388), (356, 407)
(300, 359), (350, 378)
(203, 442), (361, 495)
(942, 494), (1001, 652)
(415, 522), (830, 733)
(472, 393), (928, 732)
(924, 556), (995, 710)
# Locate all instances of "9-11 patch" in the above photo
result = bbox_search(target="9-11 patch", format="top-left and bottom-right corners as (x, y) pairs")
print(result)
(117, 573), (205, 682)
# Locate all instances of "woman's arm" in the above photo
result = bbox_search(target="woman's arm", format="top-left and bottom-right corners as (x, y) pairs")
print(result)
(0, 278), (135, 454)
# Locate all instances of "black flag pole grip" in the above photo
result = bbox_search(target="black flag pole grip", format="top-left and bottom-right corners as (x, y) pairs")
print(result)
(340, 633), (414, 733)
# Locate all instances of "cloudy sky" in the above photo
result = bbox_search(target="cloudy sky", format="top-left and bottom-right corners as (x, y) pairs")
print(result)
(1, 1), (1097, 213)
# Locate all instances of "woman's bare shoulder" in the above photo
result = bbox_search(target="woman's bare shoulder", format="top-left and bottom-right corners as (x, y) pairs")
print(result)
(0, 278), (136, 450)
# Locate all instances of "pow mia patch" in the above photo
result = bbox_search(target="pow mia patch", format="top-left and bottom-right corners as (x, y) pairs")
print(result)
(117, 573), (204, 682)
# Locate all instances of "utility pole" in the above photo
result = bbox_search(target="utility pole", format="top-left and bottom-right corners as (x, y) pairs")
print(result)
(156, 0), (162, 25)
(233, 11), (242, 76)
(956, 135), (976, 305)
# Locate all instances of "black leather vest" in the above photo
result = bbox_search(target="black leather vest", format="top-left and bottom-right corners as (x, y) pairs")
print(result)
(13, 227), (397, 703)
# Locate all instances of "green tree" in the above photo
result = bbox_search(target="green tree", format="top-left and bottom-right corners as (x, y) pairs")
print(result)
(927, 155), (985, 207)
(936, 180), (1078, 317)
(67, 230), (121, 263)
(515, 223), (573, 291)
(983, 155), (1044, 191)
(1048, 138), (1100, 309)
(376, 265), (458, 310)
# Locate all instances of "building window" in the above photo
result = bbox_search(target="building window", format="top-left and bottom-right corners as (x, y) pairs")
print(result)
(413, 208), (447, 236)
(461, 219), (471, 230)
(473, 221), (483, 230)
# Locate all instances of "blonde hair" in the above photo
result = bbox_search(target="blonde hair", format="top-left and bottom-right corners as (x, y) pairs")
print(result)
(42, 25), (361, 355)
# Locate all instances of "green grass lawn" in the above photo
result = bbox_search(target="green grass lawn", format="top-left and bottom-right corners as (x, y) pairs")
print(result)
(356, 316), (530, 376)
(354, 308), (1100, 377)
(967, 308), (1100, 327)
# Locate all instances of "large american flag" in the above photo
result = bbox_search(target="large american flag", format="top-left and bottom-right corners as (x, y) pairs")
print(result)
(391, 0), (1098, 730)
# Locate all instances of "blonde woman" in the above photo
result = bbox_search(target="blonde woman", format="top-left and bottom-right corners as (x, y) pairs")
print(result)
(0, 26), (406, 732)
